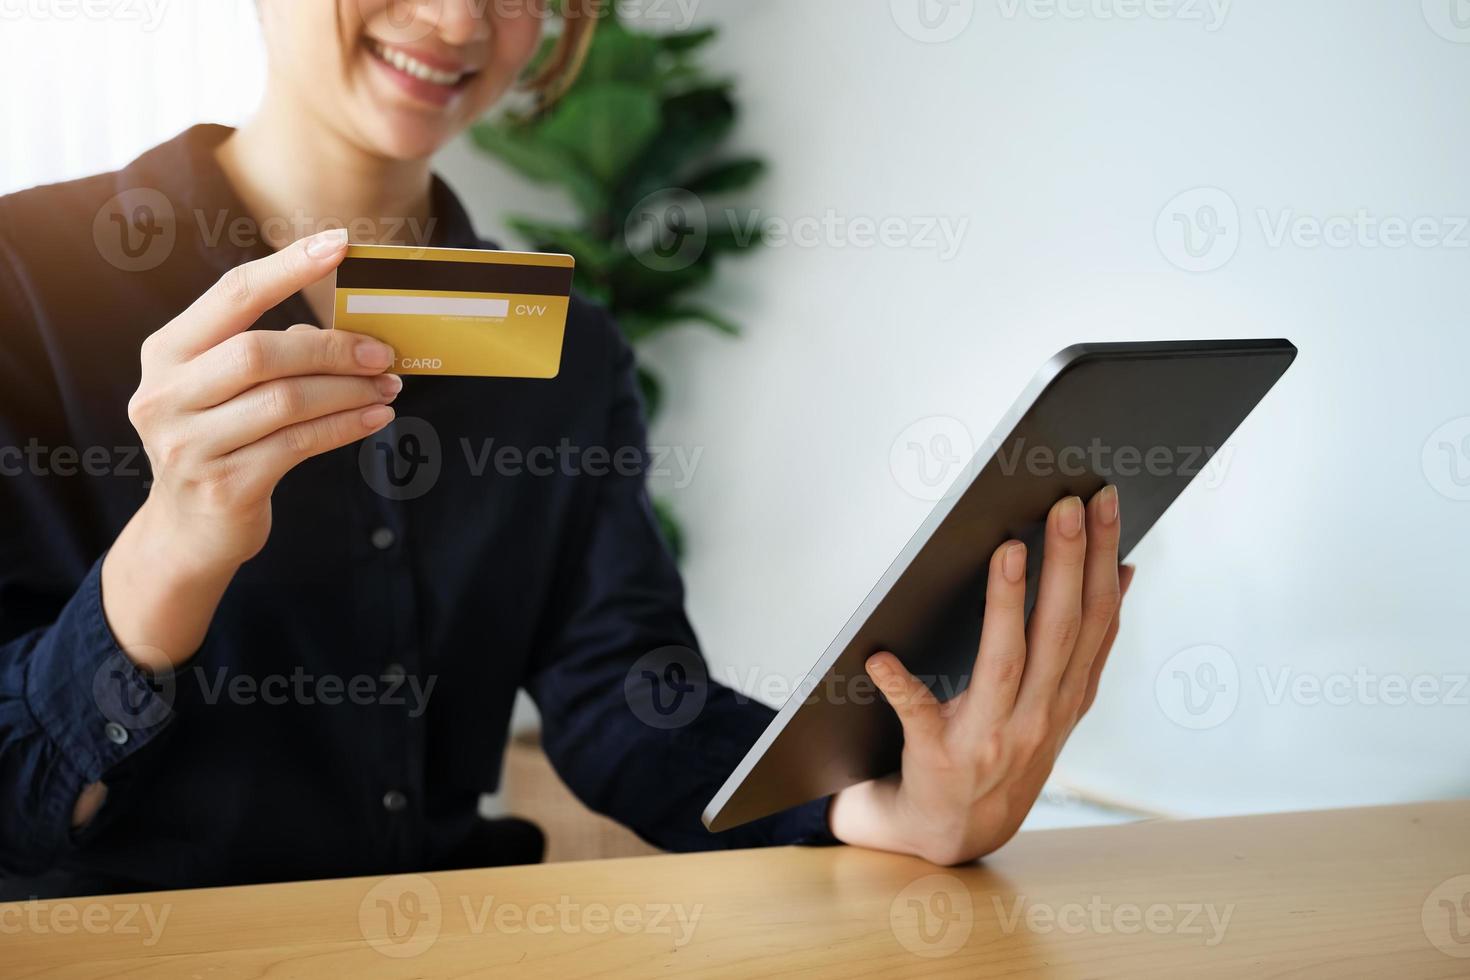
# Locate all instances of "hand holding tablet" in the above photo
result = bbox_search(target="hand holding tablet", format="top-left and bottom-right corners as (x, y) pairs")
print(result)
(704, 340), (1298, 860)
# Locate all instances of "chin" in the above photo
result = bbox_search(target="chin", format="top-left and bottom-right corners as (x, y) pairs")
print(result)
(357, 115), (461, 163)
(346, 37), (499, 162)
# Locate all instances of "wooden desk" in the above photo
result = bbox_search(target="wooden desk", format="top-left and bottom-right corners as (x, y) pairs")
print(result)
(5, 801), (1468, 978)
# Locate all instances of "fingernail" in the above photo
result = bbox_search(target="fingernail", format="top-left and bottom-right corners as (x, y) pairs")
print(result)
(1059, 496), (1084, 538)
(1099, 485), (1119, 525)
(304, 227), (349, 258)
(1003, 542), (1026, 583)
(356, 341), (394, 369)
(376, 373), (403, 399)
(362, 405), (394, 429)
(867, 658), (892, 683)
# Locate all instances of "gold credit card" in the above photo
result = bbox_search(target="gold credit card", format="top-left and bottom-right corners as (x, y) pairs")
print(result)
(331, 244), (574, 378)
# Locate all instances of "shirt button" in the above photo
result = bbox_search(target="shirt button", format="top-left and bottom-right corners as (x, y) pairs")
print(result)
(370, 527), (396, 551)
(382, 790), (408, 813)
(104, 722), (129, 746)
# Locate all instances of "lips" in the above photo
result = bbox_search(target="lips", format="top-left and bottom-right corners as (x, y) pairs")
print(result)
(367, 38), (477, 89)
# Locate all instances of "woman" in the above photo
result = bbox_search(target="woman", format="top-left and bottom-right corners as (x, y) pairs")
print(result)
(0, 1), (1131, 897)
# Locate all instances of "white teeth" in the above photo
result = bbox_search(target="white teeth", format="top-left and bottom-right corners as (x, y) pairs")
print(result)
(372, 40), (464, 87)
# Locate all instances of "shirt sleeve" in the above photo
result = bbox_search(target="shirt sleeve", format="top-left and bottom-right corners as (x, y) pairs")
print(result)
(0, 227), (174, 876)
(524, 313), (838, 852)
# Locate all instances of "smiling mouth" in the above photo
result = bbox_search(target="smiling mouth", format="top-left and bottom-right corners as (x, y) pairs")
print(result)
(367, 38), (477, 89)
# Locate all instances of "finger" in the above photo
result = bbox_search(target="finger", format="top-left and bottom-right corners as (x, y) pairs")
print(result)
(191, 374), (401, 458)
(961, 540), (1029, 728)
(866, 652), (945, 748)
(1081, 564), (1135, 716)
(1059, 486), (1123, 705)
(222, 405), (395, 498)
(157, 229), (349, 361)
(1014, 495), (1087, 712)
(180, 328), (395, 409)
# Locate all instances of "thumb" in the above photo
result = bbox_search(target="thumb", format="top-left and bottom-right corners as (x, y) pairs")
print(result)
(866, 652), (944, 746)
(169, 228), (349, 359)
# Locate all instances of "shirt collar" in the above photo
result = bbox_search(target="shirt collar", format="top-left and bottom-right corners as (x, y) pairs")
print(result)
(121, 123), (487, 276)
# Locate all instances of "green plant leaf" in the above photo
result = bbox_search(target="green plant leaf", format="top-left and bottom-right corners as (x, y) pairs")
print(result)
(657, 27), (718, 54)
(539, 85), (663, 188)
(684, 158), (767, 196)
(651, 496), (685, 561)
(636, 363), (663, 421)
(609, 253), (715, 312)
(579, 20), (663, 86)
(469, 122), (606, 215)
(613, 85), (737, 222)
(506, 217), (618, 272)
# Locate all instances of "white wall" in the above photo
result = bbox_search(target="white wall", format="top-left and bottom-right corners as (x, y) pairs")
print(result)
(4, 1), (1465, 819)
(449, 0), (1470, 817)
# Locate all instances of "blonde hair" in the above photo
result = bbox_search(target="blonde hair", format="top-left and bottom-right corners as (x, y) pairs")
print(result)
(524, 0), (603, 104)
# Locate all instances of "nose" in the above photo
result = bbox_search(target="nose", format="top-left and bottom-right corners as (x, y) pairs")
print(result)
(426, 0), (494, 46)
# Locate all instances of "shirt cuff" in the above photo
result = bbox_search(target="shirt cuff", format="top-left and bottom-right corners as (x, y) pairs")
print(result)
(775, 795), (840, 846)
(23, 555), (175, 786)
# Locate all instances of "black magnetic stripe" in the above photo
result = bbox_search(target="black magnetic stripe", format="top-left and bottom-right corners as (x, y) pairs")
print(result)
(336, 257), (574, 296)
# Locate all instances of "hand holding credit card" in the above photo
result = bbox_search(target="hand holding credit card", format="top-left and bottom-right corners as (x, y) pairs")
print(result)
(331, 244), (575, 378)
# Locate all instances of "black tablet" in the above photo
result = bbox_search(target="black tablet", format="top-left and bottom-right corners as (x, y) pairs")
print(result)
(703, 339), (1298, 832)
